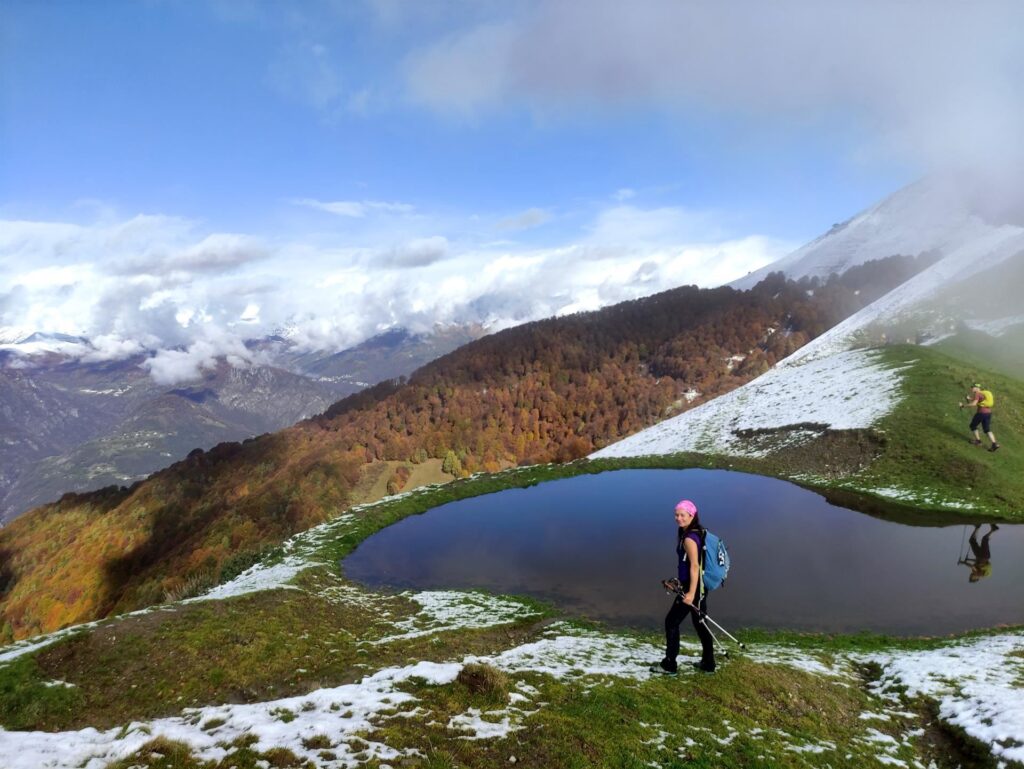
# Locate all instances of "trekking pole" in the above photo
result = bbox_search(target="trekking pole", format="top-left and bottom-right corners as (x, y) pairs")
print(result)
(702, 621), (731, 658)
(697, 610), (747, 650)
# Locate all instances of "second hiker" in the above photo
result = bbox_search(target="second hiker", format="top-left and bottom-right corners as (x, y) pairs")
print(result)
(960, 383), (1000, 452)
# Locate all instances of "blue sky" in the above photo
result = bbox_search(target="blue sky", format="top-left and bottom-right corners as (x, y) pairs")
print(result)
(2, 0), (901, 238)
(2, 0), (1021, 381)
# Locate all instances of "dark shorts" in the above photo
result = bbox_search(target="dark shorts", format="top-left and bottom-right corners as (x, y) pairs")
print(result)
(970, 412), (992, 432)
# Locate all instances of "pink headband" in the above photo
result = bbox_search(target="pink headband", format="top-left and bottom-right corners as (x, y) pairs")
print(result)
(674, 499), (697, 516)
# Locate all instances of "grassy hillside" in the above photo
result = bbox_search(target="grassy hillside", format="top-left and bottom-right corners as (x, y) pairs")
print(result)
(840, 344), (1022, 517)
(1, 471), (1019, 769)
(932, 326), (1024, 380)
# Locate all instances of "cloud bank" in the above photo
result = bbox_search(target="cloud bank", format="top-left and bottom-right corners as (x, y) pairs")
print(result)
(0, 204), (789, 383)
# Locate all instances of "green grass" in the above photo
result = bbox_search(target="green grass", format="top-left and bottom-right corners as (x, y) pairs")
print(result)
(0, 654), (83, 730)
(2, 568), (554, 731)
(853, 345), (1024, 519)
(372, 656), (923, 769)
(933, 327), (1024, 380)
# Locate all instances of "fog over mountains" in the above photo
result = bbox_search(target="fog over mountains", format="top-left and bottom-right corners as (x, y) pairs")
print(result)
(732, 174), (1024, 370)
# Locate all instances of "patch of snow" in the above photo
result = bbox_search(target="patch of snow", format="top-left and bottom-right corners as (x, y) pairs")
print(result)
(591, 349), (906, 460)
(447, 708), (524, 741)
(854, 631), (1024, 766)
(0, 660), (462, 769)
(186, 558), (306, 603)
(467, 624), (663, 681)
(784, 740), (837, 754)
(372, 591), (542, 645)
(746, 646), (853, 679)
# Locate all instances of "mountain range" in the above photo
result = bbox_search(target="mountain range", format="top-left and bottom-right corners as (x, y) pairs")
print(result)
(0, 326), (480, 524)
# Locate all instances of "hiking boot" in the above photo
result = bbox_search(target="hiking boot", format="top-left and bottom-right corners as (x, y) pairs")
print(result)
(649, 660), (678, 676)
(691, 661), (716, 674)
(970, 438), (982, 446)
(989, 443), (1000, 452)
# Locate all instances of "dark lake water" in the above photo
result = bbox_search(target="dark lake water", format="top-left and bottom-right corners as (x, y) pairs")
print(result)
(342, 469), (1024, 635)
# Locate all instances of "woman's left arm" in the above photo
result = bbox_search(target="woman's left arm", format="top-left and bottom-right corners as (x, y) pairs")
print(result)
(683, 536), (700, 605)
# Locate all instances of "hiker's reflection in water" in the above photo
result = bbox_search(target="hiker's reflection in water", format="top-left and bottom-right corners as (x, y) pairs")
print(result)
(960, 524), (999, 582)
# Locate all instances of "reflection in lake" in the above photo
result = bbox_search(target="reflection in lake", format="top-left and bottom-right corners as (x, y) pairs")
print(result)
(959, 524), (999, 583)
(343, 469), (1023, 635)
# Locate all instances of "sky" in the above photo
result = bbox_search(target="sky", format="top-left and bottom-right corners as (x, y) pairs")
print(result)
(2, 0), (1023, 382)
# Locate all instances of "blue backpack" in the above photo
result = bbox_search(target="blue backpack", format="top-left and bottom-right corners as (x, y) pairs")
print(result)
(699, 529), (731, 593)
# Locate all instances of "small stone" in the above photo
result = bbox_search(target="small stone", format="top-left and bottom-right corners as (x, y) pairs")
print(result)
(509, 757), (517, 764)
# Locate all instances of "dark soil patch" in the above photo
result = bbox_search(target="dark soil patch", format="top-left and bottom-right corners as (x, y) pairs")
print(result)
(761, 428), (886, 478)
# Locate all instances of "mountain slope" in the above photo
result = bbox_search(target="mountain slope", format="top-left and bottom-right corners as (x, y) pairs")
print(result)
(0, 264), (916, 640)
(595, 233), (1024, 516)
(730, 176), (1005, 290)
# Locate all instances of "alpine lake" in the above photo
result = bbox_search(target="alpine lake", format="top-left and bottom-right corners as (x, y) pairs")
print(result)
(343, 468), (1023, 635)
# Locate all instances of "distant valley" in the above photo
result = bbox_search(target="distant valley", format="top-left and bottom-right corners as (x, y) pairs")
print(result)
(0, 325), (480, 524)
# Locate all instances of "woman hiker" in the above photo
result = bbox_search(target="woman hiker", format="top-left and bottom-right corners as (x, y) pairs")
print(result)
(651, 499), (716, 675)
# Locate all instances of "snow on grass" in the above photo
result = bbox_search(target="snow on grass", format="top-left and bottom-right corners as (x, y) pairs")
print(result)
(0, 627), (681, 768)
(370, 590), (544, 645)
(591, 349), (907, 460)
(466, 623), (663, 681)
(5, 617), (1022, 768)
(854, 631), (1024, 766)
(864, 486), (977, 511)
(187, 559), (307, 603)
(447, 707), (524, 741)
(745, 646), (854, 679)
(0, 660), (463, 769)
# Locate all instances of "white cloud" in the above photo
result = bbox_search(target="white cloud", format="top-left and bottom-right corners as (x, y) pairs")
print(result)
(291, 198), (416, 218)
(0, 206), (792, 380)
(377, 236), (450, 268)
(80, 334), (146, 363)
(497, 207), (552, 231)
(404, 0), (1024, 175)
(141, 335), (260, 386)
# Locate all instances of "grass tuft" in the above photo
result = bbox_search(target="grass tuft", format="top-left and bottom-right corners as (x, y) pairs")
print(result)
(456, 662), (510, 704)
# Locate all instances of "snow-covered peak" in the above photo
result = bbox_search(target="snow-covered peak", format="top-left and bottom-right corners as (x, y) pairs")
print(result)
(0, 326), (34, 345)
(0, 331), (91, 358)
(731, 177), (997, 290)
(781, 225), (1024, 366)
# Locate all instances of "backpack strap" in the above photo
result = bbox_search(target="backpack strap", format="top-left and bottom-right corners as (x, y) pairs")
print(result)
(695, 527), (707, 603)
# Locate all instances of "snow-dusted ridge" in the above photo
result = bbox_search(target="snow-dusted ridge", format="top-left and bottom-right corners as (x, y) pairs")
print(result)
(591, 348), (906, 460)
(783, 224), (1024, 366)
(730, 177), (1001, 291)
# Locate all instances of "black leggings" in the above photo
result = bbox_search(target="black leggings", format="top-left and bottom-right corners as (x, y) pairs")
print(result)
(664, 594), (715, 669)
